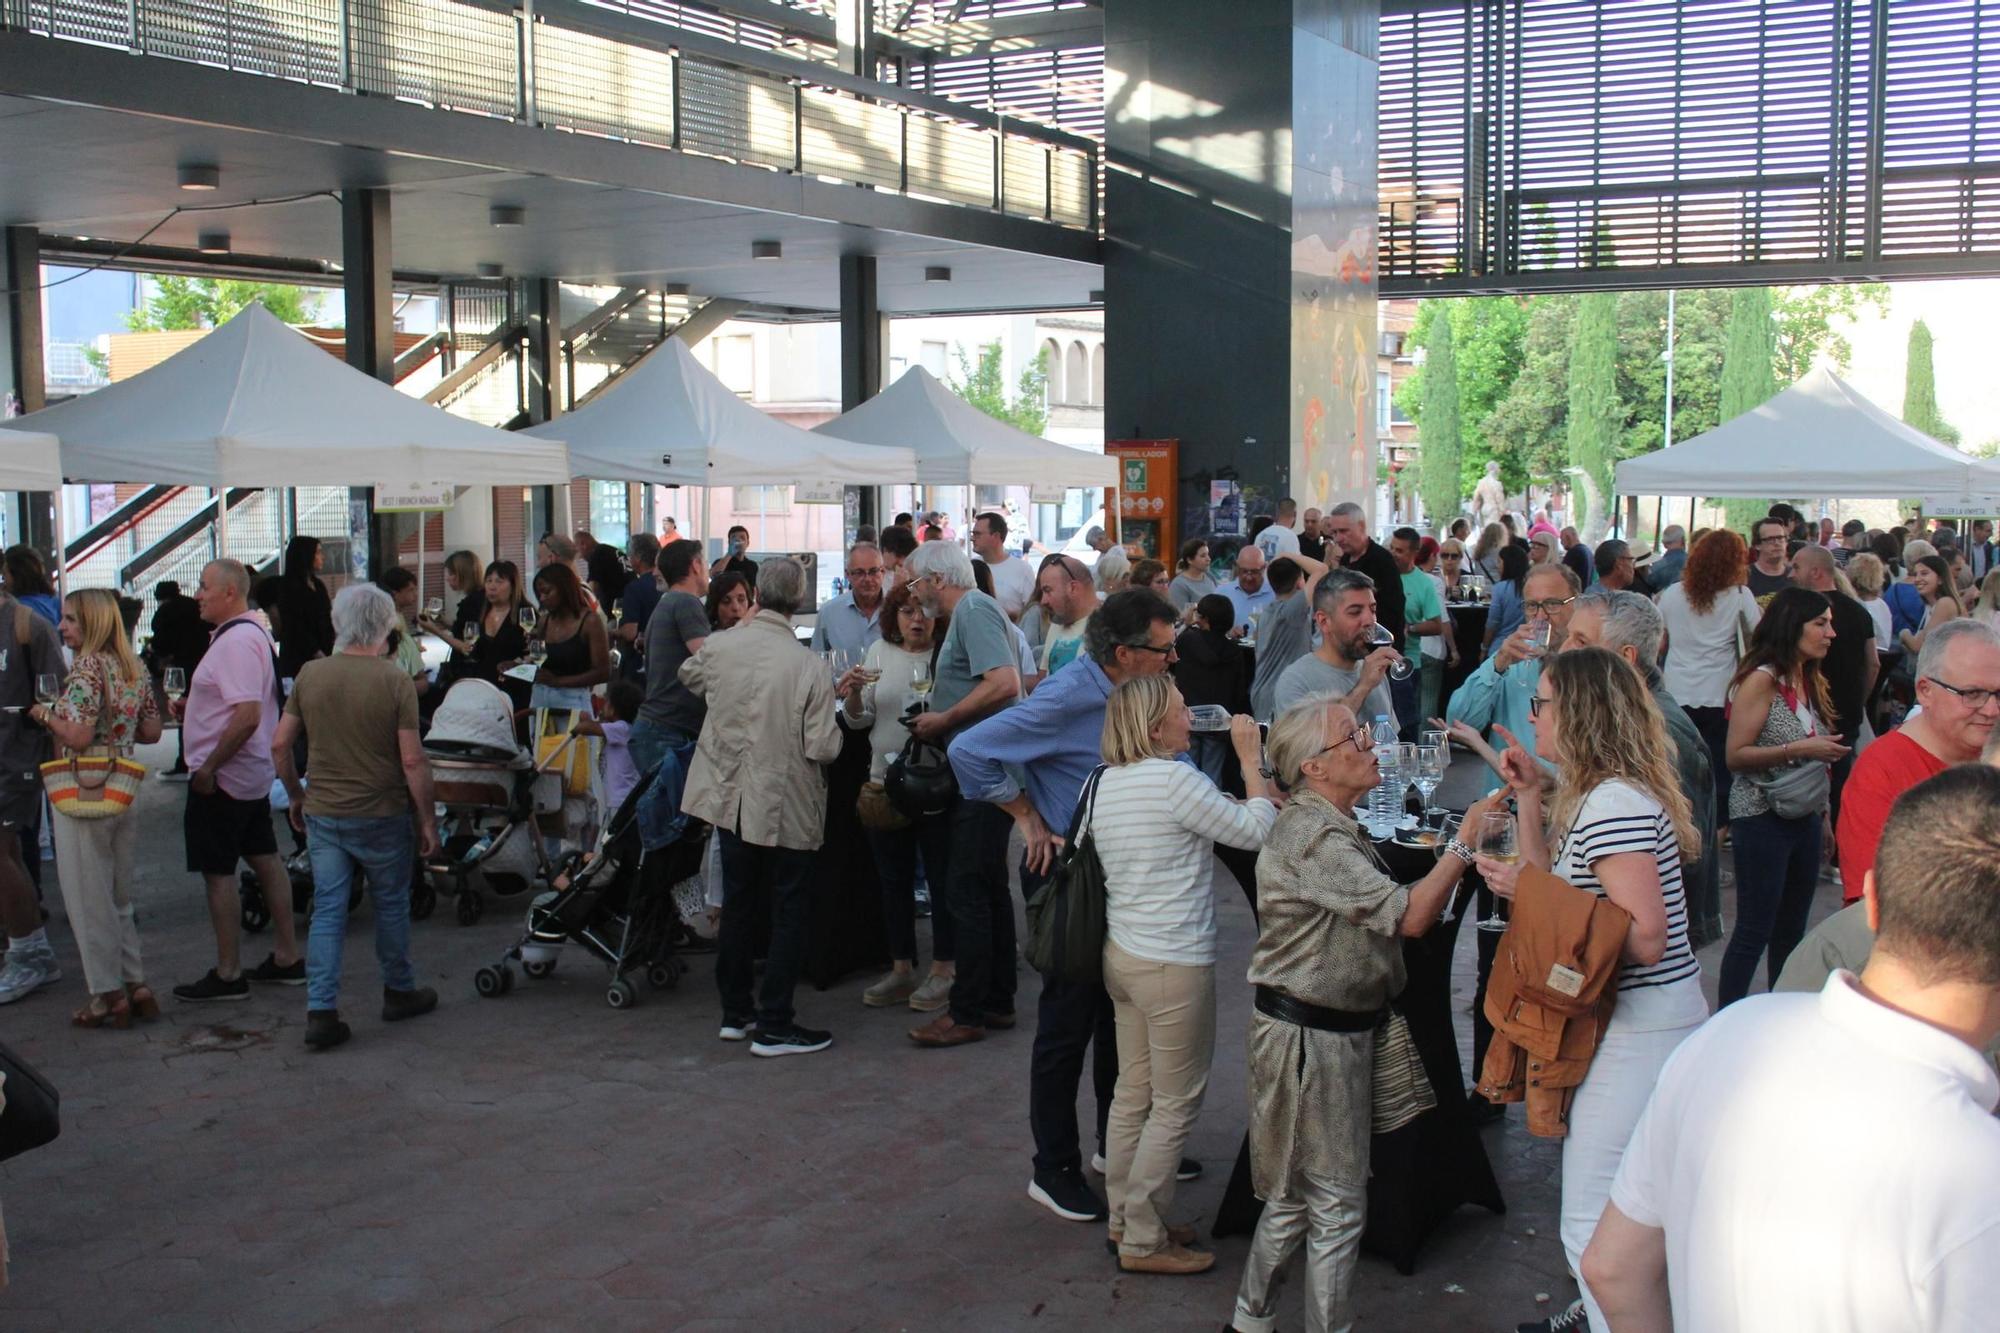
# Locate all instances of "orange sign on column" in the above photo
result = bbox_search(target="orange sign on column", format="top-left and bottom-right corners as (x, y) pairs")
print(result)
(1106, 439), (1178, 561)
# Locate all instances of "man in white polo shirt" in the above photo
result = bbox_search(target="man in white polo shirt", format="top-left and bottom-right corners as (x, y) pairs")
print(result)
(971, 510), (1037, 621)
(1581, 764), (2000, 1332)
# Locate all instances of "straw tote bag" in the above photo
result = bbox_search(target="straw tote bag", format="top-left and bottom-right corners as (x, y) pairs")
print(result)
(40, 664), (147, 820)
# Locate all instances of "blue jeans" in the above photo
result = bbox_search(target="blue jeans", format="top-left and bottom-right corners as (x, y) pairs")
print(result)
(629, 721), (696, 852)
(305, 813), (417, 1012)
(1719, 809), (1822, 1007)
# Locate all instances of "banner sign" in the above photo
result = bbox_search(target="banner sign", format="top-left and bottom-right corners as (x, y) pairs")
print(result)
(374, 483), (455, 513)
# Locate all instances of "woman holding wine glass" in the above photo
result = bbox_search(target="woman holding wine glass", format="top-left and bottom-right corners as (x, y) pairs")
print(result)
(525, 564), (610, 715)
(423, 561), (530, 716)
(1472, 647), (1706, 1333)
(29, 588), (163, 1028)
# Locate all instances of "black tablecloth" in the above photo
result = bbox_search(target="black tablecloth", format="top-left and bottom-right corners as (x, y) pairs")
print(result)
(1441, 603), (1489, 708)
(805, 725), (889, 989)
(1211, 830), (1506, 1273)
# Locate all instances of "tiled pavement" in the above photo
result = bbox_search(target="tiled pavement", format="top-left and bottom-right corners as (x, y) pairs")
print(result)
(0, 743), (1845, 1330)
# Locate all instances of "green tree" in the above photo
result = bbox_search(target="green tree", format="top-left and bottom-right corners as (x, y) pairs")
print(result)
(1772, 283), (1889, 382)
(1713, 287), (1784, 530)
(127, 277), (320, 332)
(949, 340), (1048, 436)
(1414, 311), (1462, 523)
(1565, 292), (1620, 537)
(1483, 295), (1576, 492)
(1902, 318), (1960, 445)
(1397, 295), (1530, 494)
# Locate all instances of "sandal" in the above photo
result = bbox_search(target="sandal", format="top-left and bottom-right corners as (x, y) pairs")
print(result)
(126, 983), (161, 1022)
(73, 991), (133, 1029)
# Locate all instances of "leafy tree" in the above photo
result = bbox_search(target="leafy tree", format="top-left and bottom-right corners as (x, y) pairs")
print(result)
(1414, 311), (1462, 523)
(949, 340), (1048, 436)
(1565, 292), (1620, 537)
(1713, 287), (1784, 531)
(1398, 295), (1530, 495)
(1482, 295), (1575, 493)
(1772, 283), (1889, 382)
(127, 277), (320, 332)
(1901, 318), (1960, 445)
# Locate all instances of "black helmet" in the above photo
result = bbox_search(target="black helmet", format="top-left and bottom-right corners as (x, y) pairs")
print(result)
(885, 733), (957, 818)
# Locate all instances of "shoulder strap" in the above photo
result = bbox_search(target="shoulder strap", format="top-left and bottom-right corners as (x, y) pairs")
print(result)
(1066, 764), (1106, 845)
(14, 603), (29, 651)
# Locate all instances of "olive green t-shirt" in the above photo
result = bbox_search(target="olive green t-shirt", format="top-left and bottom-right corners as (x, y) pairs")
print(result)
(285, 652), (419, 819)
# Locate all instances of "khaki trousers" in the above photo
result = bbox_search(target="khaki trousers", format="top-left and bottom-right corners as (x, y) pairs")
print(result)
(51, 808), (143, 995)
(1101, 939), (1215, 1255)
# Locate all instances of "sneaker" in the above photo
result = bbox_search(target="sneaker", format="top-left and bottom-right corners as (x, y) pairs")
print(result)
(1027, 1168), (1107, 1222)
(1518, 1298), (1592, 1333)
(862, 970), (919, 1007)
(750, 1024), (833, 1058)
(1118, 1244), (1214, 1276)
(0, 946), (59, 1005)
(907, 973), (953, 1012)
(1090, 1152), (1201, 1182)
(719, 1015), (757, 1041)
(245, 954), (306, 986)
(304, 1009), (351, 1050)
(173, 969), (248, 1003)
(381, 986), (438, 1022)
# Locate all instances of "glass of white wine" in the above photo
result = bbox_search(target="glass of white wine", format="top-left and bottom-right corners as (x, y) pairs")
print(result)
(1476, 809), (1517, 934)
(909, 660), (933, 704)
(518, 606), (538, 634)
(163, 667), (186, 705)
(34, 673), (59, 707)
(526, 637), (547, 666)
(424, 596), (444, 621)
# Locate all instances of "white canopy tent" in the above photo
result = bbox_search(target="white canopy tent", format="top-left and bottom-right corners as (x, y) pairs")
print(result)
(0, 429), (68, 592)
(813, 366), (1117, 489)
(520, 337), (915, 486)
(1616, 365), (2000, 499)
(2, 303), (571, 489)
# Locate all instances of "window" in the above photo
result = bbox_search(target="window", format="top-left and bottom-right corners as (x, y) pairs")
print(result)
(1065, 341), (1089, 405)
(1040, 338), (1063, 407)
(589, 481), (630, 547)
(733, 485), (791, 516)
(1376, 371), (1392, 434)
(713, 334), (755, 396)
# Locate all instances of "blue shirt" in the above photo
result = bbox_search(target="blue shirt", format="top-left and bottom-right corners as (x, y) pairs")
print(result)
(1223, 581), (1276, 632)
(949, 656), (1112, 831)
(1486, 578), (1526, 646)
(809, 590), (883, 659)
(1445, 652), (1555, 795)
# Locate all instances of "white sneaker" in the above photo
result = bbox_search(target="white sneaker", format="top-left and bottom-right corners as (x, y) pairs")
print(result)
(718, 1015), (757, 1041)
(0, 946), (60, 1005)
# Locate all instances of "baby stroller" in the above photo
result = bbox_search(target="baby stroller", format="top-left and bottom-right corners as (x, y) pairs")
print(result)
(423, 679), (571, 926)
(474, 765), (707, 1009)
(239, 785), (402, 930)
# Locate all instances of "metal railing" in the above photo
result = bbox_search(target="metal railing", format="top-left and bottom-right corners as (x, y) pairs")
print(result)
(0, 0), (1097, 230)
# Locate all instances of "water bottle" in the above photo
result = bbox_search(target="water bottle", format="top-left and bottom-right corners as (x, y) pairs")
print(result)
(1367, 716), (1400, 831)
(1188, 704), (1232, 732)
(462, 834), (494, 866)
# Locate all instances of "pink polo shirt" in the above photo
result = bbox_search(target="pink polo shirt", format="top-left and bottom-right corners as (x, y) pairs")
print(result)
(185, 617), (280, 801)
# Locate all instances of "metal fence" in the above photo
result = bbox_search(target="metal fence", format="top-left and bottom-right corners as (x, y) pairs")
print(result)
(0, 0), (1096, 229)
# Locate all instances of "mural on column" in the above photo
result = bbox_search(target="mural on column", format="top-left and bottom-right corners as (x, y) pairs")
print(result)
(1290, 15), (1379, 524)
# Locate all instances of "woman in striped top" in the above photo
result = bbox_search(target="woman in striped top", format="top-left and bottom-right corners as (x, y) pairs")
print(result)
(1477, 647), (1708, 1333)
(1092, 675), (1276, 1276)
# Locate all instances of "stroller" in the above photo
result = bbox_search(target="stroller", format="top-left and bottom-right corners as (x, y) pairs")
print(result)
(474, 764), (708, 1009)
(423, 679), (573, 926)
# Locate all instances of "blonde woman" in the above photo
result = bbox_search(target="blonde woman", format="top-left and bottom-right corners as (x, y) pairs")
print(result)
(30, 588), (163, 1028)
(1972, 567), (2000, 627)
(1471, 520), (1507, 582)
(1092, 676), (1276, 1276)
(1476, 647), (1708, 1333)
(1847, 551), (1895, 646)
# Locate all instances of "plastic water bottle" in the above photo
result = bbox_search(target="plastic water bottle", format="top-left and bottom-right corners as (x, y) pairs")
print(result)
(1367, 716), (1400, 832)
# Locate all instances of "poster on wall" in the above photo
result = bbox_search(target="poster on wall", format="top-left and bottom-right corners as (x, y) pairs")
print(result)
(1208, 480), (1243, 537)
(1107, 439), (1178, 560)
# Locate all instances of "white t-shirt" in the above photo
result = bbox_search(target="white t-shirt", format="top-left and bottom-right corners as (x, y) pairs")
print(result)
(1862, 595), (1894, 647)
(1611, 972), (2000, 1332)
(1255, 523), (1301, 563)
(1553, 780), (1708, 1030)
(1420, 570), (1451, 663)
(1659, 582), (1761, 708)
(1088, 757), (1276, 966)
(979, 552), (1038, 620)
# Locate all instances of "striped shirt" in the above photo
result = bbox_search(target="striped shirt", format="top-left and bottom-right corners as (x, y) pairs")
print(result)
(1088, 757), (1277, 967)
(1554, 780), (1706, 1021)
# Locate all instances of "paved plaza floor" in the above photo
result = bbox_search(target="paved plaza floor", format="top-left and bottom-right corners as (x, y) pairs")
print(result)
(0, 742), (1845, 1331)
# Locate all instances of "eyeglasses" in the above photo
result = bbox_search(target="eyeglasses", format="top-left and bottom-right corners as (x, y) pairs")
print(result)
(1317, 727), (1372, 758)
(1441, 552), (1464, 560)
(846, 567), (883, 579)
(1529, 695), (1551, 718)
(1523, 596), (1577, 615)
(1925, 676), (2000, 709)
(1126, 642), (1176, 657)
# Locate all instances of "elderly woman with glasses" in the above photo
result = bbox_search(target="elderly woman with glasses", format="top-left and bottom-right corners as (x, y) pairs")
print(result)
(1227, 695), (1502, 1333)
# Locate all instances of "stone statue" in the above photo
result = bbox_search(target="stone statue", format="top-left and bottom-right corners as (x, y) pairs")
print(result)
(1471, 460), (1506, 530)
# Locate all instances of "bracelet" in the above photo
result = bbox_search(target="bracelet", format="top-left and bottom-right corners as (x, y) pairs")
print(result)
(1444, 837), (1477, 864)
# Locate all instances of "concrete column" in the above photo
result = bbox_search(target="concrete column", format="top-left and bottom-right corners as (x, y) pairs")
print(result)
(2, 226), (53, 556)
(840, 253), (888, 533)
(1105, 0), (1380, 539)
(342, 189), (392, 575)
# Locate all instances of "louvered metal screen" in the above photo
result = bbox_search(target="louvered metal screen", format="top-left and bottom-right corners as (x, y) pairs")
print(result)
(1382, 0), (2000, 292)
(350, 0), (519, 117)
(676, 56), (798, 170)
(905, 113), (997, 207)
(800, 85), (903, 188)
(536, 21), (676, 148)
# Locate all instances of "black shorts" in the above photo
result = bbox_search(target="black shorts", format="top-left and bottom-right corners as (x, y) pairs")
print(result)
(184, 786), (279, 876)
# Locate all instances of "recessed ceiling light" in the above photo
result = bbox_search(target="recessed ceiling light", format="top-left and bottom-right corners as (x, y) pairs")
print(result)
(665, 282), (690, 296)
(197, 230), (230, 254)
(477, 262), (504, 278)
(925, 266), (952, 283)
(1088, 289), (1106, 304)
(490, 205), (525, 228)
(178, 163), (220, 191)
(751, 240), (782, 260)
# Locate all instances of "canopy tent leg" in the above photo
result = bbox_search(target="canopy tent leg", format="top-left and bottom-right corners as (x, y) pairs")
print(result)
(216, 487), (229, 564)
(701, 484), (712, 560)
(50, 488), (64, 600)
(417, 512), (425, 606)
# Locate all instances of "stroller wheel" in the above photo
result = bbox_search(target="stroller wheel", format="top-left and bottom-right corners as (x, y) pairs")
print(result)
(606, 976), (638, 1010)
(410, 879), (437, 922)
(474, 964), (513, 998)
(646, 960), (682, 991)
(522, 957), (556, 980)
(456, 892), (485, 927)
(239, 874), (270, 933)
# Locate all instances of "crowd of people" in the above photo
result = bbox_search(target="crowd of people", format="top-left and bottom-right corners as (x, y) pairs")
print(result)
(0, 492), (1996, 1329)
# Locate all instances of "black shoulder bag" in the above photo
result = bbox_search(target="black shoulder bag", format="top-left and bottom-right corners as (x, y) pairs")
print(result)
(1024, 765), (1109, 983)
(0, 1040), (60, 1161)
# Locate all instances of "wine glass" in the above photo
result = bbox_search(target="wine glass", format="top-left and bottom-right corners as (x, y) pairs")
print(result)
(424, 596), (444, 620)
(1415, 743), (1445, 816)
(1523, 618), (1553, 658)
(1476, 809), (1517, 934)
(1366, 623), (1415, 680)
(526, 637), (547, 666)
(34, 673), (59, 706)
(518, 606), (538, 634)
(163, 667), (186, 703)
(909, 660), (934, 704)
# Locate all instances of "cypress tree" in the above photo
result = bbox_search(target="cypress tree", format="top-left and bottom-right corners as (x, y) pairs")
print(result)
(1565, 291), (1620, 538)
(1416, 310), (1463, 525)
(1902, 319), (1958, 443)
(1715, 287), (1781, 531)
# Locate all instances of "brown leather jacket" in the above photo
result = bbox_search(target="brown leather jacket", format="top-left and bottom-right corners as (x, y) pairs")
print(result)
(1475, 864), (1632, 1138)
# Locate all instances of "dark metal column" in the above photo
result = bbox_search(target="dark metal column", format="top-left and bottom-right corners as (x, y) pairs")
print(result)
(342, 189), (392, 575)
(521, 278), (564, 537)
(3, 227), (53, 555)
(834, 0), (874, 79)
(839, 253), (887, 532)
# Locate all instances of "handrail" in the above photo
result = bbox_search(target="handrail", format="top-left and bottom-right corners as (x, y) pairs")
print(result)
(565, 286), (653, 348)
(426, 322), (525, 407)
(62, 483), (180, 567)
(393, 330), (449, 380)
(118, 488), (257, 589)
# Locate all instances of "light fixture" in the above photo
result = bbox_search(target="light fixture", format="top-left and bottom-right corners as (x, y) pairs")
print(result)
(751, 240), (782, 260)
(665, 282), (690, 296)
(197, 230), (230, 254)
(177, 163), (220, 191)
(1088, 289), (1106, 304)
(924, 266), (952, 283)
(489, 205), (525, 228)
(476, 262), (504, 278)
